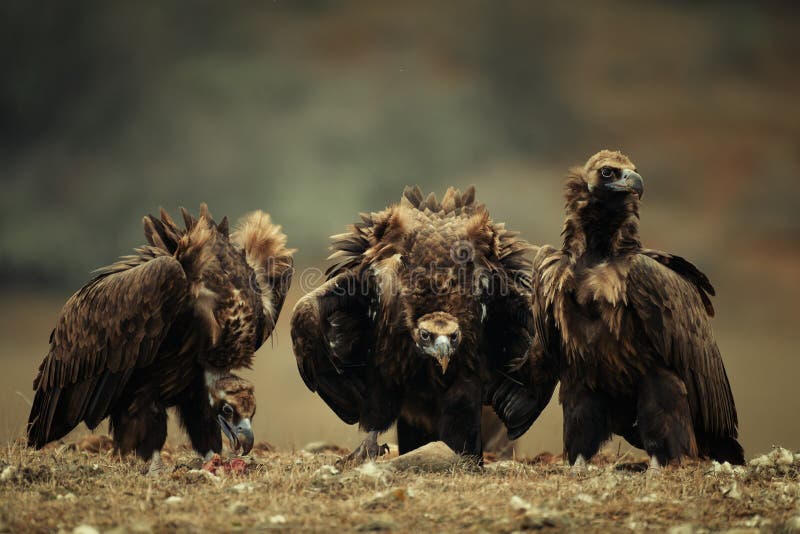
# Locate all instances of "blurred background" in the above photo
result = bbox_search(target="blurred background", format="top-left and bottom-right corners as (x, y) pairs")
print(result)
(1, 1), (798, 458)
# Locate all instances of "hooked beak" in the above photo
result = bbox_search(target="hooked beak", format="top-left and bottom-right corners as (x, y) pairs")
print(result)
(605, 169), (644, 198)
(218, 416), (254, 456)
(432, 335), (453, 374)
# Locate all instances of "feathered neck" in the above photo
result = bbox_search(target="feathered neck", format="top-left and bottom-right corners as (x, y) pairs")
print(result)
(561, 171), (641, 262)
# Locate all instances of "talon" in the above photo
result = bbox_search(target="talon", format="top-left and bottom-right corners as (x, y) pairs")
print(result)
(148, 450), (164, 476)
(569, 454), (588, 476)
(646, 455), (663, 476)
(337, 431), (388, 467)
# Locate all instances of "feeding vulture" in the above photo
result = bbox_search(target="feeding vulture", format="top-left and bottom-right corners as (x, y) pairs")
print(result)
(291, 186), (536, 463)
(528, 150), (743, 468)
(27, 205), (293, 472)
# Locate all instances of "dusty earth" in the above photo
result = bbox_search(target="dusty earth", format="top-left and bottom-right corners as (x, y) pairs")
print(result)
(0, 437), (798, 533)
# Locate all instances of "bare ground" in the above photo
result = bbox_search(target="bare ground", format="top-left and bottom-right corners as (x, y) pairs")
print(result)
(0, 438), (798, 533)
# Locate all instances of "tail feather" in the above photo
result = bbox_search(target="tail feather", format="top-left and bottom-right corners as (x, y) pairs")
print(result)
(704, 435), (745, 465)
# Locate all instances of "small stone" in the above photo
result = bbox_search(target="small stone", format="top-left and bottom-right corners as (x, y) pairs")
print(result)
(183, 469), (220, 484)
(73, 526), (99, 534)
(0, 466), (16, 482)
(164, 496), (183, 505)
(723, 482), (743, 500)
(575, 493), (596, 504)
(312, 464), (340, 480)
(363, 488), (408, 510)
(230, 482), (255, 493)
(227, 502), (248, 514)
(743, 514), (768, 528)
(785, 516), (800, 533)
(484, 460), (523, 474)
(58, 493), (77, 501)
(388, 442), (459, 473)
(356, 461), (393, 481)
(521, 506), (561, 529)
(509, 495), (531, 512)
(269, 515), (287, 525)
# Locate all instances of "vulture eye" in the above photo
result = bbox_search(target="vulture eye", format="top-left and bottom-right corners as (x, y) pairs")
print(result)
(450, 332), (459, 344)
(600, 167), (615, 179)
(222, 404), (234, 417)
(419, 329), (431, 342)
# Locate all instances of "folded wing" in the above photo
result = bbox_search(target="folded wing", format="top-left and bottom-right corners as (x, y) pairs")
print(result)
(27, 249), (189, 447)
(627, 254), (738, 440)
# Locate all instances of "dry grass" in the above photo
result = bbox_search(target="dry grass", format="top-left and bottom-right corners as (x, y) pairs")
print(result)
(0, 439), (798, 533)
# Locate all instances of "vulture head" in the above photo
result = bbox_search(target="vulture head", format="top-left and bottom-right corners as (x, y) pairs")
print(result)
(582, 150), (644, 200)
(207, 373), (256, 455)
(412, 311), (461, 373)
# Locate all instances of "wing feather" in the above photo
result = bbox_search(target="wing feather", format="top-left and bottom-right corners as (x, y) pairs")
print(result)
(290, 272), (372, 425)
(640, 249), (715, 316)
(27, 252), (189, 447)
(489, 245), (561, 439)
(627, 254), (737, 438)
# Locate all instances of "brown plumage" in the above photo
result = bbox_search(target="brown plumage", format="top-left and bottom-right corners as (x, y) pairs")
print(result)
(291, 186), (534, 461)
(530, 150), (743, 466)
(27, 205), (293, 464)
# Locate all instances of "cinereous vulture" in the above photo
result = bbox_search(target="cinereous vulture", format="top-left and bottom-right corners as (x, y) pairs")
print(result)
(530, 150), (743, 469)
(291, 186), (536, 463)
(27, 205), (293, 472)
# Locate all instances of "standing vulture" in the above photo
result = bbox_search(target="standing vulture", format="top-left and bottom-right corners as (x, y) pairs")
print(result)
(291, 186), (536, 463)
(27, 205), (293, 472)
(530, 150), (743, 468)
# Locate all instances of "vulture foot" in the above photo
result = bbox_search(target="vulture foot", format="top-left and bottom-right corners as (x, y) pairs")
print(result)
(148, 450), (165, 477)
(569, 454), (588, 476)
(338, 431), (389, 467)
(646, 456), (663, 477)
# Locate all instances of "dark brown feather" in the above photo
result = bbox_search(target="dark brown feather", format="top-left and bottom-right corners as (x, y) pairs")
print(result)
(292, 186), (535, 450)
(532, 150), (741, 464)
(28, 205), (293, 453)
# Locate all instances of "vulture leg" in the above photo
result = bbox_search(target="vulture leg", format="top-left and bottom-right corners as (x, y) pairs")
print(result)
(176, 393), (222, 458)
(636, 367), (698, 467)
(109, 389), (168, 466)
(396, 415), (437, 455)
(562, 381), (611, 465)
(438, 376), (483, 461)
(340, 431), (389, 465)
(338, 374), (399, 466)
(481, 407), (515, 458)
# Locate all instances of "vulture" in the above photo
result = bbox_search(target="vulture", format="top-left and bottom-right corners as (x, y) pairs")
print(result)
(27, 205), (293, 472)
(291, 186), (536, 463)
(529, 150), (743, 468)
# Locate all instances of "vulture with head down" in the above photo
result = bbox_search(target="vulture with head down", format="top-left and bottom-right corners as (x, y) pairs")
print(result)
(527, 150), (743, 468)
(291, 186), (536, 462)
(27, 205), (293, 472)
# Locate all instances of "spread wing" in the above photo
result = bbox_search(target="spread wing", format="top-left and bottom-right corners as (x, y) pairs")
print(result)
(627, 254), (738, 439)
(27, 249), (190, 447)
(488, 245), (560, 439)
(290, 272), (373, 424)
